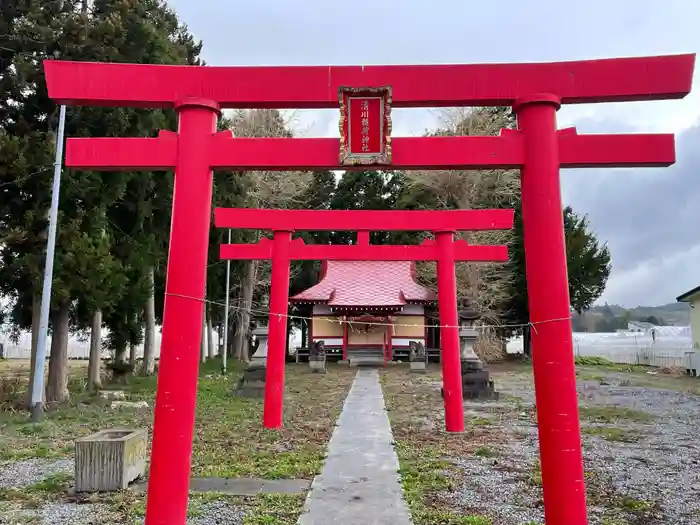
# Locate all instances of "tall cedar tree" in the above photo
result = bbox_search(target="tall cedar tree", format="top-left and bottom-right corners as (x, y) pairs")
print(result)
(0, 0), (205, 400)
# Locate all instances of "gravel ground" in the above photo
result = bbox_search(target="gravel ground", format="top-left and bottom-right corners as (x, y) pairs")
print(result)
(189, 501), (246, 525)
(0, 457), (247, 524)
(447, 367), (700, 525)
(0, 502), (113, 525)
(0, 495), (247, 525)
(0, 458), (73, 489)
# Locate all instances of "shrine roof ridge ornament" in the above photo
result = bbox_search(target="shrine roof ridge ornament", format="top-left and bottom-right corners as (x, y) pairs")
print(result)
(44, 53), (694, 109)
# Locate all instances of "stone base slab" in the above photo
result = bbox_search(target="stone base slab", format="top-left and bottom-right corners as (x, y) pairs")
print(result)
(309, 358), (326, 374)
(409, 361), (427, 373)
(233, 364), (267, 398)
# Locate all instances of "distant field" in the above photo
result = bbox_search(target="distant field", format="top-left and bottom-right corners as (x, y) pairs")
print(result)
(0, 359), (89, 378)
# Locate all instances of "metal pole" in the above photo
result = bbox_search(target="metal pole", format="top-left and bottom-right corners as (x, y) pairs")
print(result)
(30, 104), (66, 422)
(222, 229), (231, 373)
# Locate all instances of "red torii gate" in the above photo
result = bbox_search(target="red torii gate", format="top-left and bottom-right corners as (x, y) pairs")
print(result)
(43, 54), (694, 525)
(214, 207), (514, 431)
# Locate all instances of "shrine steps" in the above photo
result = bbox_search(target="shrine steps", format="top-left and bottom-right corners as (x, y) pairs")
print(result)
(347, 348), (386, 367)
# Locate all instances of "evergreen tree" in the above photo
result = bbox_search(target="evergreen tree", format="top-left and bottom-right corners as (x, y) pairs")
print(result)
(503, 203), (612, 339)
(0, 0), (205, 400)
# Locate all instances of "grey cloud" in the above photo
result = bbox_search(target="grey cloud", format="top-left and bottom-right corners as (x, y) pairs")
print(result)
(164, 0), (700, 307)
(561, 121), (700, 305)
(169, 0), (699, 67)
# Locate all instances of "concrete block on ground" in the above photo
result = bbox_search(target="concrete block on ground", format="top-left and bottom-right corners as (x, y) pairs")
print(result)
(409, 361), (427, 373)
(75, 428), (147, 492)
(309, 357), (326, 374)
(98, 390), (126, 401)
(110, 400), (149, 409)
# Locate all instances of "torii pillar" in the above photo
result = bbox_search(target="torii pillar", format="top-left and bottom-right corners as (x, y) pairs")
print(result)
(147, 99), (219, 525)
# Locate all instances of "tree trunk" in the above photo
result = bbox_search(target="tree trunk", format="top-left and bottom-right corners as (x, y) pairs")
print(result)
(141, 266), (156, 375)
(26, 292), (42, 408)
(114, 344), (127, 364)
(301, 318), (307, 349)
(206, 305), (214, 359)
(285, 321), (293, 363)
(229, 315), (238, 359)
(234, 260), (256, 362)
(129, 342), (137, 366)
(46, 304), (71, 403)
(523, 325), (532, 357)
(201, 307), (207, 363)
(88, 309), (102, 391)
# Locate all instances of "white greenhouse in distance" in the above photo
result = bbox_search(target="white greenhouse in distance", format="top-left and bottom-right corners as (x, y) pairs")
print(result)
(507, 321), (693, 369)
(676, 285), (700, 375)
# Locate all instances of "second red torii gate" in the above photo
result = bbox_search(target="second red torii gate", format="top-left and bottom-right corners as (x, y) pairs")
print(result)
(214, 207), (514, 431)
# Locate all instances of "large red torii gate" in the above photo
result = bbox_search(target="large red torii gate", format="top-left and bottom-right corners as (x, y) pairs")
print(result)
(214, 207), (514, 431)
(43, 54), (694, 525)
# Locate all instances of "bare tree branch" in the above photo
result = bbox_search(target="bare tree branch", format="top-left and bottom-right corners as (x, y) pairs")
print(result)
(410, 107), (517, 321)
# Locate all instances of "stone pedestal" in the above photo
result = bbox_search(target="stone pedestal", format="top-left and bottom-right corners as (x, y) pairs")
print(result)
(309, 341), (326, 373)
(75, 428), (147, 492)
(309, 356), (326, 373)
(234, 326), (269, 397)
(409, 361), (427, 373)
(234, 363), (267, 397)
(459, 328), (499, 400)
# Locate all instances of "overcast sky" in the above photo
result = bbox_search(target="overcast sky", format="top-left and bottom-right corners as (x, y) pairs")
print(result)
(168, 0), (700, 308)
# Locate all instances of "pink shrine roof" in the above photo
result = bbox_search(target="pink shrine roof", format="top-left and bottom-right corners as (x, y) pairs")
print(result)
(290, 261), (437, 307)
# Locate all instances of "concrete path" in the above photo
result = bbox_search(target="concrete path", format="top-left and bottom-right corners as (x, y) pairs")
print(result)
(297, 369), (412, 525)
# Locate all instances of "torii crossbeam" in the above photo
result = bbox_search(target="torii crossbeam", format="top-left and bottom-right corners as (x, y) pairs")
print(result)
(214, 207), (514, 431)
(44, 53), (695, 525)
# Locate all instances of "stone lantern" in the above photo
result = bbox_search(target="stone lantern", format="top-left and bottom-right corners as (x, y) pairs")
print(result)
(458, 309), (499, 400)
(233, 317), (269, 398)
(250, 324), (269, 365)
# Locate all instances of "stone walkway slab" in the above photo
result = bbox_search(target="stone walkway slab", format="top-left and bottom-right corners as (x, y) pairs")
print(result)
(131, 477), (309, 495)
(297, 369), (412, 525)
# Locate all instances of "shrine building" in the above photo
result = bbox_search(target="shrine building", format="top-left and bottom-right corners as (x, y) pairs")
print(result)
(290, 260), (439, 362)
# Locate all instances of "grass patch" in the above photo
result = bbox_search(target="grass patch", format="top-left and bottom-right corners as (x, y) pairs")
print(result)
(411, 511), (493, 525)
(0, 358), (355, 520)
(618, 496), (654, 512)
(579, 406), (654, 424)
(574, 357), (648, 374)
(381, 366), (507, 525)
(583, 426), (641, 443)
(0, 472), (73, 508)
(0, 359), (354, 479)
(473, 446), (498, 458)
(1, 489), (305, 524)
(576, 356), (616, 367)
(576, 370), (608, 382)
(526, 463), (542, 487)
